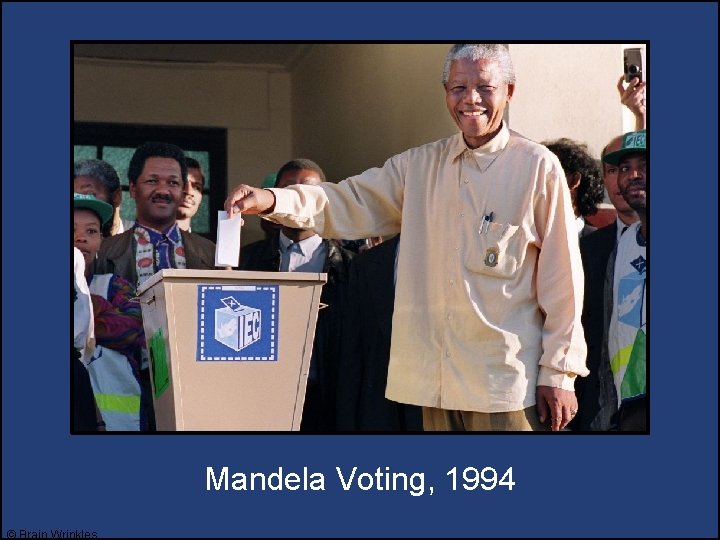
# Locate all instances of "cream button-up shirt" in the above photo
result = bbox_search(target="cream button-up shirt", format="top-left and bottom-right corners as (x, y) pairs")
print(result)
(266, 124), (588, 412)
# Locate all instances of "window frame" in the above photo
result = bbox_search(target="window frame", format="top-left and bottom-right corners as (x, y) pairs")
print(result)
(73, 121), (227, 241)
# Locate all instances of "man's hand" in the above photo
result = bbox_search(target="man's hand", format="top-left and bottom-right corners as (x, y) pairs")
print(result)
(536, 385), (578, 431)
(224, 184), (276, 218)
(617, 75), (647, 130)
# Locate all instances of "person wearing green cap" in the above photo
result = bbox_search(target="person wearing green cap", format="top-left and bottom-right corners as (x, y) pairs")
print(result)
(74, 159), (125, 236)
(570, 134), (640, 432)
(74, 193), (145, 431)
(73, 240), (100, 431)
(600, 130), (647, 431)
(570, 74), (647, 431)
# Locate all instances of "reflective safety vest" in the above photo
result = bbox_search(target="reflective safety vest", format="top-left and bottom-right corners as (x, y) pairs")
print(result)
(88, 274), (141, 431)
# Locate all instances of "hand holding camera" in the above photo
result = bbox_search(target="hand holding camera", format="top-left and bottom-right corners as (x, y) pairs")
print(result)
(623, 48), (645, 84)
(618, 47), (647, 130)
(617, 75), (646, 109)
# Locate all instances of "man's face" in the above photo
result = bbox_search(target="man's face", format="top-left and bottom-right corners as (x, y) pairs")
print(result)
(602, 137), (633, 214)
(445, 57), (514, 149)
(275, 168), (322, 189)
(177, 167), (204, 220)
(275, 168), (322, 234)
(74, 208), (103, 267)
(130, 156), (183, 230)
(617, 152), (647, 212)
(74, 176), (113, 205)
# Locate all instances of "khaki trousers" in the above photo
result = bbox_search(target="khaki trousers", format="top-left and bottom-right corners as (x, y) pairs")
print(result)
(422, 406), (548, 432)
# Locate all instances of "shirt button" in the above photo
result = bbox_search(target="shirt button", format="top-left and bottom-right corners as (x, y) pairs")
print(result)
(445, 351), (451, 358)
(464, 178), (469, 184)
(459, 213), (464, 218)
(449, 279), (454, 285)
(447, 314), (452, 320)
(455, 246), (459, 251)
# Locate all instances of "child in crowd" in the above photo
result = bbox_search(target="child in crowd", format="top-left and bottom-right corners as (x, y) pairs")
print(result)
(73, 246), (100, 431)
(73, 194), (145, 430)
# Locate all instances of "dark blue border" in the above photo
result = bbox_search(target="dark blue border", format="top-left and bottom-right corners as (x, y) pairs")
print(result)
(3, 2), (717, 537)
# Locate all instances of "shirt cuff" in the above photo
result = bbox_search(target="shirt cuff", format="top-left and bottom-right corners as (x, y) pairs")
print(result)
(537, 367), (577, 391)
(265, 188), (317, 230)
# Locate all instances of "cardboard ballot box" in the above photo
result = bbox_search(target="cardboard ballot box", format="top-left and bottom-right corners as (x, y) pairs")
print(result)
(136, 269), (326, 431)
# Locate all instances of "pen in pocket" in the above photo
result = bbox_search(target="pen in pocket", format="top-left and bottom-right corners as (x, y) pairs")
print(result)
(481, 211), (494, 234)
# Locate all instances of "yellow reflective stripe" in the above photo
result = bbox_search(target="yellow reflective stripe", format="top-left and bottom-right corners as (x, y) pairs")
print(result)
(95, 393), (141, 413)
(610, 343), (634, 374)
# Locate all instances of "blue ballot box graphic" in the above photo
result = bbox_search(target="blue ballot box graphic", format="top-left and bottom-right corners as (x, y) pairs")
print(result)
(197, 285), (278, 361)
(216, 297), (262, 351)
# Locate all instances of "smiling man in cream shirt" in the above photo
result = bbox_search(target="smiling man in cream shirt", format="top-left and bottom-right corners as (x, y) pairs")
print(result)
(226, 44), (587, 432)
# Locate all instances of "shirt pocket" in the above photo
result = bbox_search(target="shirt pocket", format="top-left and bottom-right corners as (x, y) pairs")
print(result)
(463, 219), (526, 278)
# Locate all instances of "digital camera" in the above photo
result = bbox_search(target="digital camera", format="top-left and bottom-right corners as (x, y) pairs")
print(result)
(624, 48), (645, 84)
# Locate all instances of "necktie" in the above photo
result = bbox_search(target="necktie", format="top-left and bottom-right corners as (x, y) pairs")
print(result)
(157, 235), (171, 269)
(282, 242), (300, 272)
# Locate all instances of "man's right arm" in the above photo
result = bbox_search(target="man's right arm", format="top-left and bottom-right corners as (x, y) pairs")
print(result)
(225, 154), (406, 240)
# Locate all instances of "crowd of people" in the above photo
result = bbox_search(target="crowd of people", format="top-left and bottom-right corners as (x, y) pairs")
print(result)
(73, 43), (647, 433)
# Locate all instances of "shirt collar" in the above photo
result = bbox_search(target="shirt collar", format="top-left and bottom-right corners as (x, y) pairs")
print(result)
(616, 216), (636, 243)
(634, 223), (646, 247)
(279, 230), (322, 257)
(134, 222), (182, 245)
(450, 122), (511, 171)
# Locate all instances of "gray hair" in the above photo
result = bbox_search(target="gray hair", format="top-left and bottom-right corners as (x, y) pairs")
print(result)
(74, 159), (121, 193)
(442, 44), (516, 86)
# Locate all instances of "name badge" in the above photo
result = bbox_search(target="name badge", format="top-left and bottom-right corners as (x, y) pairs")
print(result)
(484, 247), (499, 267)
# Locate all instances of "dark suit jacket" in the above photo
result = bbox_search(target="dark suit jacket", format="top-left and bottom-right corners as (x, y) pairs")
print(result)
(570, 222), (619, 431)
(580, 222), (598, 238)
(335, 236), (423, 431)
(94, 227), (217, 286)
(240, 234), (355, 431)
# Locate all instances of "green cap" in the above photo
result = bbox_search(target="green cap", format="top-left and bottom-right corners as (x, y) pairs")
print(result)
(73, 193), (113, 226)
(603, 130), (647, 166)
(261, 173), (277, 189)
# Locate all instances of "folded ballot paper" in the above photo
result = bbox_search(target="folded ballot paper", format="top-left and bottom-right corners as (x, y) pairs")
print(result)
(215, 211), (242, 267)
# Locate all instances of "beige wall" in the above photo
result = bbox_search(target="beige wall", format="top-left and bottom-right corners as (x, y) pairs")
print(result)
(74, 58), (291, 245)
(291, 44), (456, 181)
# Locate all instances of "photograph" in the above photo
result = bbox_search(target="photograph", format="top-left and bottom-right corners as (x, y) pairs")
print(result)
(72, 42), (647, 435)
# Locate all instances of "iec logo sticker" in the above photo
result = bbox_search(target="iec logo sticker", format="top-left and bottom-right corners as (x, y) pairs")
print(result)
(197, 285), (278, 361)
